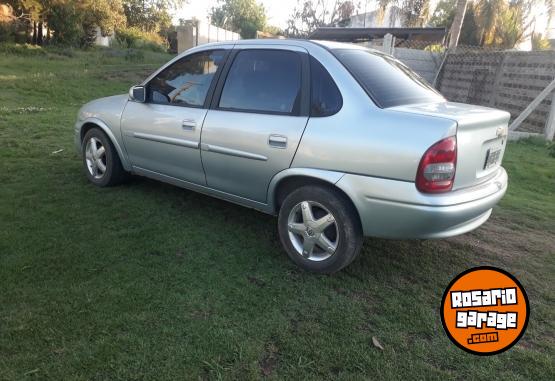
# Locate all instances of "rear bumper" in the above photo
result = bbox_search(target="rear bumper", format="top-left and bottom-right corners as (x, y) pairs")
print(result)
(336, 167), (507, 239)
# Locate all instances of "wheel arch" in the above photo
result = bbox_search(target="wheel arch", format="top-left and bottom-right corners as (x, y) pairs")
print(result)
(268, 169), (361, 226)
(79, 118), (131, 171)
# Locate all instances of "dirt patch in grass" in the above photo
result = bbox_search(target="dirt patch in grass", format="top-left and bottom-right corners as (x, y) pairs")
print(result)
(259, 342), (279, 377)
(448, 216), (555, 261)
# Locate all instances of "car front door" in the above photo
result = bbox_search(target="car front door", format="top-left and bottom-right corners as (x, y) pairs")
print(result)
(121, 48), (229, 185)
(200, 46), (310, 202)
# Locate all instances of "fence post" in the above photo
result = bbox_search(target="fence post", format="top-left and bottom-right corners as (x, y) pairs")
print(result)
(433, 49), (449, 89)
(490, 53), (507, 107)
(545, 91), (555, 141)
(383, 33), (395, 55)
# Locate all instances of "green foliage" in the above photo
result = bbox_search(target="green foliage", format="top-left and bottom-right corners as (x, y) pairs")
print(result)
(211, 0), (266, 39)
(459, 2), (482, 46)
(114, 26), (167, 52)
(4, 0), (178, 48)
(124, 48), (145, 62)
(431, 0), (534, 48)
(429, 0), (456, 27)
(0, 21), (16, 42)
(531, 32), (552, 50)
(123, 0), (177, 33)
(0, 41), (47, 56)
(424, 43), (446, 52)
(262, 24), (283, 36)
(285, 0), (356, 37)
(549, 142), (555, 158)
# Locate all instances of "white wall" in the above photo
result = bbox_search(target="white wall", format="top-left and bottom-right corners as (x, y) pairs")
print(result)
(177, 20), (240, 53)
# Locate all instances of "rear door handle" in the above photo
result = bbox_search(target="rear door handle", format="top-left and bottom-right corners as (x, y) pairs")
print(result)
(182, 119), (196, 130)
(268, 134), (287, 149)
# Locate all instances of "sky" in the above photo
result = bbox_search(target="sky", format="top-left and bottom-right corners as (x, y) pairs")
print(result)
(172, 0), (551, 36)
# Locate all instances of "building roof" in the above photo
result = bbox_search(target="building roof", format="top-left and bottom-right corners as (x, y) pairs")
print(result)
(309, 27), (448, 43)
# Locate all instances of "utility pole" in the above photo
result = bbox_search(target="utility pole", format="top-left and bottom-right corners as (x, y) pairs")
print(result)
(448, 0), (468, 48)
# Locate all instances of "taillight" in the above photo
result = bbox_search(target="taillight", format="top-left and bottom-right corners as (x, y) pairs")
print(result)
(416, 136), (457, 193)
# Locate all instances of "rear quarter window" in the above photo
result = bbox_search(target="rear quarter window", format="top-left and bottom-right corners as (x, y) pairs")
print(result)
(310, 56), (342, 117)
(333, 49), (444, 108)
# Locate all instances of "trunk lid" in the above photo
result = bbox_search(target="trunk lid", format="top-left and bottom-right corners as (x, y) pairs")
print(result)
(389, 102), (510, 190)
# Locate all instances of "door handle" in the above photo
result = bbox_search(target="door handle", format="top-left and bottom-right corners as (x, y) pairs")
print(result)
(182, 119), (196, 130)
(268, 134), (287, 149)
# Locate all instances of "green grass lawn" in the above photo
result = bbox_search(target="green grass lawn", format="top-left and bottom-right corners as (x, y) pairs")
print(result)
(1, 46), (554, 380)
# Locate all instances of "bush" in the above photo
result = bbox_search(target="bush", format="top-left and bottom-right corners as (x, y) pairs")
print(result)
(0, 43), (47, 56)
(549, 142), (555, 158)
(124, 48), (145, 62)
(114, 27), (167, 53)
(47, 45), (77, 58)
(0, 21), (16, 42)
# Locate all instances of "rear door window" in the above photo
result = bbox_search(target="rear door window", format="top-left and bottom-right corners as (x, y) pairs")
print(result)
(334, 49), (444, 108)
(218, 49), (302, 115)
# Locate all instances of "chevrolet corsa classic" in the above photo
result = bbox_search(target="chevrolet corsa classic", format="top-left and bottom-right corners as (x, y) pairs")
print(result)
(75, 39), (509, 273)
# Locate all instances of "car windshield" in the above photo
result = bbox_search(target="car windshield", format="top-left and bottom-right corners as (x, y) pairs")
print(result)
(333, 49), (445, 108)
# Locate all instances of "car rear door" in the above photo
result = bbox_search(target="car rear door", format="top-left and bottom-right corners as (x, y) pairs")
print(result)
(121, 48), (230, 185)
(200, 45), (310, 202)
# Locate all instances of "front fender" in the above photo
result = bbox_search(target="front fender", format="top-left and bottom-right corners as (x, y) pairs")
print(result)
(266, 168), (345, 214)
(75, 117), (131, 171)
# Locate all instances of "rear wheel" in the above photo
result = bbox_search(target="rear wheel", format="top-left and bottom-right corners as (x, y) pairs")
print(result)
(82, 128), (127, 187)
(278, 185), (363, 273)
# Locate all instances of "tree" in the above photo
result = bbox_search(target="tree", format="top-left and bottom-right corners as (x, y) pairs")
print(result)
(43, 0), (126, 46)
(3, 0), (127, 46)
(285, 0), (357, 37)
(429, 0), (456, 27)
(5, 0), (45, 43)
(373, 0), (432, 27)
(210, 0), (266, 39)
(122, 0), (183, 33)
(432, 0), (533, 49)
(531, 31), (551, 50)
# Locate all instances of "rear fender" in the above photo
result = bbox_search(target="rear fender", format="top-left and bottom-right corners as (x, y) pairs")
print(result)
(266, 168), (345, 214)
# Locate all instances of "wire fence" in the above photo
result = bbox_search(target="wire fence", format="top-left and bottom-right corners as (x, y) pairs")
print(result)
(368, 38), (554, 137)
(434, 46), (555, 136)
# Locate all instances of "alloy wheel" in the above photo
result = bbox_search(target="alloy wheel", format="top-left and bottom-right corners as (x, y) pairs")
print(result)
(287, 200), (339, 261)
(85, 137), (107, 180)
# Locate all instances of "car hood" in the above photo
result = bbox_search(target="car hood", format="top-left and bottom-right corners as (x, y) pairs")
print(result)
(78, 94), (129, 123)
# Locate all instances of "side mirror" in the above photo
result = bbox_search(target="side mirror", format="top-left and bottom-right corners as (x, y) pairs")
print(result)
(129, 85), (146, 103)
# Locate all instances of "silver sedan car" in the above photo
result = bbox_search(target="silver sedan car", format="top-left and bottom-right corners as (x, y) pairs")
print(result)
(75, 39), (509, 273)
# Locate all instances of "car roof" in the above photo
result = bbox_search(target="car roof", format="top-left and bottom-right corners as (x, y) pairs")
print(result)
(190, 39), (369, 51)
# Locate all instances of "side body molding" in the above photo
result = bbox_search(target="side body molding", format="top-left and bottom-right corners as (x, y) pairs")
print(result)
(266, 168), (346, 214)
(76, 117), (132, 171)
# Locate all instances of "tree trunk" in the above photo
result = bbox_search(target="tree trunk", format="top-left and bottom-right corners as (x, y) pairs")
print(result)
(448, 0), (468, 48)
(547, 0), (555, 46)
(37, 21), (43, 45)
(32, 21), (37, 45)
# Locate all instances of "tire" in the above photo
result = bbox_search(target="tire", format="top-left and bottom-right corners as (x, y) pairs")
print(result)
(82, 128), (127, 187)
(278, 185), (363, 273)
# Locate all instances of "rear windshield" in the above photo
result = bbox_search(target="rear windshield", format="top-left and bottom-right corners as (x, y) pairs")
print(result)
(333, 49), (444, 108)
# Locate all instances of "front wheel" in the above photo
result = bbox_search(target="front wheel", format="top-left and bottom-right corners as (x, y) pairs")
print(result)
(82, 128), (127, 187)
(278, 185), (363, 273)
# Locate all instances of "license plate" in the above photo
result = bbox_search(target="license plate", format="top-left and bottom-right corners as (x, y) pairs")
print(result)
(484, 148), (501, 169)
